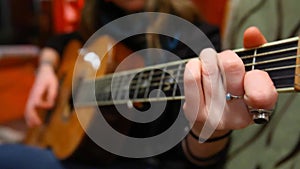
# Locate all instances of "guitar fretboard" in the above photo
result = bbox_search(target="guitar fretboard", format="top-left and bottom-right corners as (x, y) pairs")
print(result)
(75, 36), (299, 107)
(94, 59), (188, 106)
(236, 36), (300, 92)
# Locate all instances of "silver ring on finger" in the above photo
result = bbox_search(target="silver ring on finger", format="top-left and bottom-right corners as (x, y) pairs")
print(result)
(226, 93), (243, 101)
(248, 107), (274, 124)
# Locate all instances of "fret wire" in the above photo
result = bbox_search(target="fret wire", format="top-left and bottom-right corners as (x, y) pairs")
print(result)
(116, 75), (128, 100)
(144, 69), (154, 98)
(252, 48), (257, 70)
(157, 67), (166, 97)
(172, 63), (183, 97)
(116, 74), (136, 99)
(133, 71), (144, 99)
(102, 79), (111, 100)
(240, 46), (299, 60)
(124, 75), (134, 99)
(100, 78), (107, 101)
(105, 78), (113, 99)
(244, 54), (300, 67)
(108, 76), (117, 100)
(95, 81), (102, 101)
(111, 76), (120, 100)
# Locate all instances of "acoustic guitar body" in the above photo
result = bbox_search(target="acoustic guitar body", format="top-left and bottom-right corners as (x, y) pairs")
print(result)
(24, 35), (144, 165)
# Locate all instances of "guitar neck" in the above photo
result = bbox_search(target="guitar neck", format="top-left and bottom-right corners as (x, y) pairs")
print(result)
(235, 36), (300, 92)
(77, 36), (300, 107)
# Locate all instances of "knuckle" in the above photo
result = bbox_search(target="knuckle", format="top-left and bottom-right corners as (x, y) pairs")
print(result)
(223, 58), (244, 73)
(220, 50), (244, 73)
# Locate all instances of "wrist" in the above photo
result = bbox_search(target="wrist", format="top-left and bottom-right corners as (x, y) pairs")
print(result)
(183, 134), (231, 166)
(189, 129), (232, 143)
(40, 60), (57, 69)
(190, 122), (232, 143)
(183, 123), (232, 166)
(38, 47), (60, 70)
(37, 61), (57, 75)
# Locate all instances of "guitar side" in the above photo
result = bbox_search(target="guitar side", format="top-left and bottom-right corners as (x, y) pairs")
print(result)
(24, 39), (84, 159)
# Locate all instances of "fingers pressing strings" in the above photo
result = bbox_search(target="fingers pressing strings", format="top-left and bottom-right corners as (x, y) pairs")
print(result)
(197, 48), (227, 140)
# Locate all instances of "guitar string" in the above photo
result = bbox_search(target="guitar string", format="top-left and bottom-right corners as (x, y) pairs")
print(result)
(96, 62), (300, 98)
(92, 43), (299, 85)
(239, 46), (299, 59)
(106, 58), (300, 94)
(96, 46), (300, 86)
(96, 65), (299, 92)
(244, 54), (300, 67)
(75, 38), (300, 106)
(90, 73), (300, 105)
(93, 74), (300, 106)
(91, 41), (300, 101)
(96, 71), (300, 103)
